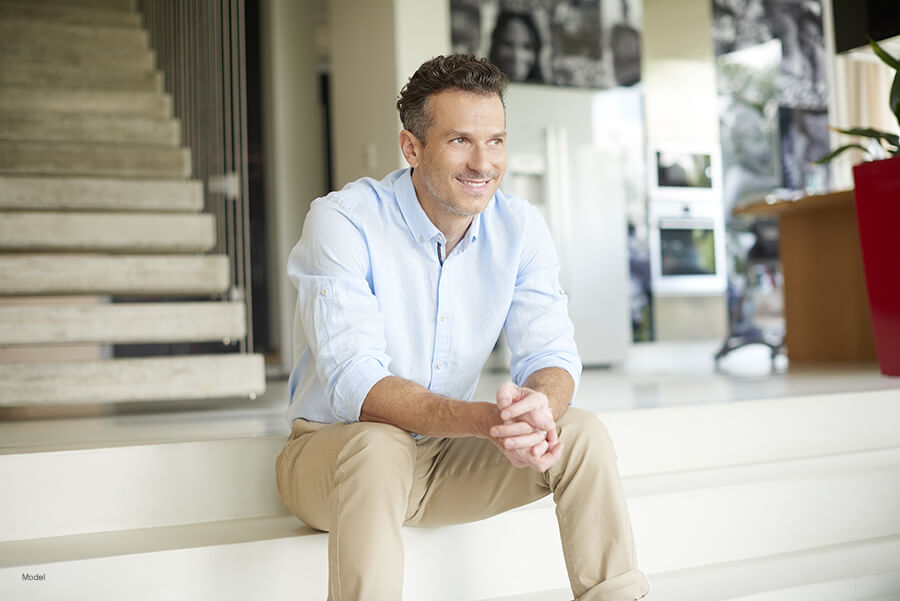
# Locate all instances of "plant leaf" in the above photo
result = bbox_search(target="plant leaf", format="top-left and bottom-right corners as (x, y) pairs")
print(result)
(891, 70), (900, 128)
(813, 143), (871, 164)
(869, 36), (900, 70)
(835, 127), (900, 147)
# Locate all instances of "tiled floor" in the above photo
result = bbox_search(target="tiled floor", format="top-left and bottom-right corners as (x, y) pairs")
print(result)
(479, 340), (900, 413)
(1, 341), (897, 453)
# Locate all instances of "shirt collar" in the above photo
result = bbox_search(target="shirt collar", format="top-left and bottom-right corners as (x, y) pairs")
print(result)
(395, 168), (442, 247)
(394, 168), (487, 251)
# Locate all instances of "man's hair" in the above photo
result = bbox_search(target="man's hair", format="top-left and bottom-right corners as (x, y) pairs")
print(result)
(396, 54), (508, 143)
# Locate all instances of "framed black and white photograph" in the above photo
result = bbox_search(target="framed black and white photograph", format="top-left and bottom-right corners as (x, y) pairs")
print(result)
(450, 0), (643, 89)
(715, 40), (782, 211)
(712, 0), (831, 200)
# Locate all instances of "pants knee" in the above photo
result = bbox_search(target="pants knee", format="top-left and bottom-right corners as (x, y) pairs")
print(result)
(337, 422), (417, 487)
(557, 408), (618, 464)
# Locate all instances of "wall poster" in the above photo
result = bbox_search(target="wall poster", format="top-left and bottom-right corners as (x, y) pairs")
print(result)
(712, 0), (830, 350)
(712, 0), (831, 206)
(451, 0), (643, 89)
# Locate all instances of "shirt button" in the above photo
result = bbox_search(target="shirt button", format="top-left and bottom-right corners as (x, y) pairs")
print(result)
(439, 314), (447, 322)
(320, 287), (328, 296)
(436, 361), (444, 369)
(418, 236), (424, 244)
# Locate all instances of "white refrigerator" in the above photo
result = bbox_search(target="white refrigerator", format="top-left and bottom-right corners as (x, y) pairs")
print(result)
(495, 84), (641, 366)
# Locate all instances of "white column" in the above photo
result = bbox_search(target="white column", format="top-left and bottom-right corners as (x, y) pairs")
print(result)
(260, 0), (328, 376)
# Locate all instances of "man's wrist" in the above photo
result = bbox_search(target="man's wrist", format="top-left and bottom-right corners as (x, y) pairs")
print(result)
(471, 401), (503, 439)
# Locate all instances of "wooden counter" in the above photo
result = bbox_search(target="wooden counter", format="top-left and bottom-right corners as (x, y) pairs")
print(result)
(734, 190), (877, 363)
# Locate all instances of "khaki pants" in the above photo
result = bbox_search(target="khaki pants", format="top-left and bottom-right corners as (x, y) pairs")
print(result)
(275, 407), (649, 601)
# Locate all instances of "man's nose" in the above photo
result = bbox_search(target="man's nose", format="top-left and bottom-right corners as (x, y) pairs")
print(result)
(468, 143), (490, 173)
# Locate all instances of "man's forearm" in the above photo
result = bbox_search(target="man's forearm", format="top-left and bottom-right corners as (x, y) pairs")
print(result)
(524, 367), (575, 421)
(359, 375), (499, 438)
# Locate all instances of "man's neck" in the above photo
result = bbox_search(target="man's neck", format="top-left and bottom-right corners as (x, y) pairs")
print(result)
(410, 170), (474, 256)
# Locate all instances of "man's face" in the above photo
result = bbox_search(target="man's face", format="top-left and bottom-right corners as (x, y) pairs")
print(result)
(407, 89), (507, 225)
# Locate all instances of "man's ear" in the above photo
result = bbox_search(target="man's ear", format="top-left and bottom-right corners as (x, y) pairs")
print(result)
(399, 129), (422, 168)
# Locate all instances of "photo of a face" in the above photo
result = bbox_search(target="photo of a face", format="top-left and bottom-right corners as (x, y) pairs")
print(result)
(489, 11), (544, 82)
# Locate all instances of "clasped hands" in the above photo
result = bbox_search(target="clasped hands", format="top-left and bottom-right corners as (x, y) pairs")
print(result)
(488, 382), (563, 473)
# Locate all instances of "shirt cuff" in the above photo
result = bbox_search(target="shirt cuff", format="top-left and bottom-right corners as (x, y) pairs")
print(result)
(515, 357), (583, 403)
(331, 357), (393, 423)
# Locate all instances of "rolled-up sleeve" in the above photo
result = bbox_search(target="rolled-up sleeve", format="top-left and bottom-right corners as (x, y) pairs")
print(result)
(503, 205), (582, 398)
(287, 201), (392, 422)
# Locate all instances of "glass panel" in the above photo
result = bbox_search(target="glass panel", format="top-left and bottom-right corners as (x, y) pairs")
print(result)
(660, 228), (717, 276)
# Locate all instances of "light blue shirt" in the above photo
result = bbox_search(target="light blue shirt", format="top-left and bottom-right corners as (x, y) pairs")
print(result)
(286, 168), (581, 425)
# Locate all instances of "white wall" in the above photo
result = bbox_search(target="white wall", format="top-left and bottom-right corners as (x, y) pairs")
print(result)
(260, 0), (328, 375)
(329, 0), (401, 187)
(642, 0), (720, 145)
(329, 0), (449, 186)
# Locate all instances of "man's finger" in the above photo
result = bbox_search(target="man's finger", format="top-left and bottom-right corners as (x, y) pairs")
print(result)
(499, 392), (547, 421)
(496, 381), (520, 409)
(490, 421), (535, 439)
(530, 439), (549, 457)
(546, 427), (559, 447)
(533, 441), (564, 472)
(528, 407), (556, 432)
(502, 430), (547, 450)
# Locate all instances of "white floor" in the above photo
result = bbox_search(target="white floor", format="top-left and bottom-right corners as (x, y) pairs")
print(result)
(1, 340), (897, 454)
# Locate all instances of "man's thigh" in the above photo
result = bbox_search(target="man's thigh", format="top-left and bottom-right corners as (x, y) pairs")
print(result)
(407, 435), (550, 527)
(276, 419), (417, 530)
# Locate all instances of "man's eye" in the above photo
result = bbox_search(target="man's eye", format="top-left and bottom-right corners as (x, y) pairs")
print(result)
(452, 137), (466, 144)
(489, 138), (505, 145)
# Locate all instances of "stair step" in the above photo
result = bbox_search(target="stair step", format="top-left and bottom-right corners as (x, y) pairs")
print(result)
(647, 541), (900, 601)
(0, 2), (141, 27)
(0, 254), (230, 296)
(0, 389), (896, 545)
(3, 0), (137, 12)
(0, 519), (897, 601)
(0, 385), (897, 599)
(0, 301), (246, 345)
(0, 141), (190, 178)
(499, 542), (900, 601)
(0, 211), (214, 252)
(0, 39), (154, 69)
(0, 18), (148, 51)
(0, 62), (162, 92)
(0, 176), (203, 212)
(0, 88), (171, 118)
(0, 112), (180, 146)
(0, 353), (266, 407)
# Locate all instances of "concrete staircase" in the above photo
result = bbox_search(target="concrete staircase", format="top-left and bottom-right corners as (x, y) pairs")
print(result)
(0, 0), (264, 408)
(0, 385), (898, 600)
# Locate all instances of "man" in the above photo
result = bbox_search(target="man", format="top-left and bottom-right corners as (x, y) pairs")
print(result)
(276, 54), (649, 601)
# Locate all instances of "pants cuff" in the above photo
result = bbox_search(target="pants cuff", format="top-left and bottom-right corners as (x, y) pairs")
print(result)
(574, 570), (651, 601)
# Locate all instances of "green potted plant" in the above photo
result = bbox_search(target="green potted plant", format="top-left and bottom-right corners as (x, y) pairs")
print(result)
(817, 37), (900, 376)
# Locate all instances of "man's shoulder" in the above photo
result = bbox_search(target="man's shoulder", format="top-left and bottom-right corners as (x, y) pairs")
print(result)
(311, 169), (407, 217)
(486, 188), (540, 234)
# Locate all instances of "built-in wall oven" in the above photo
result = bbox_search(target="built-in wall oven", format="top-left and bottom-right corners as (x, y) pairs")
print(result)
(648, 145), (727, 296)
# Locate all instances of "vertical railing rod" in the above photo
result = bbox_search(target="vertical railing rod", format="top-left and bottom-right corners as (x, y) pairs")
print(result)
(136, 0), (251, 352)
(237, 0), (252, 353)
